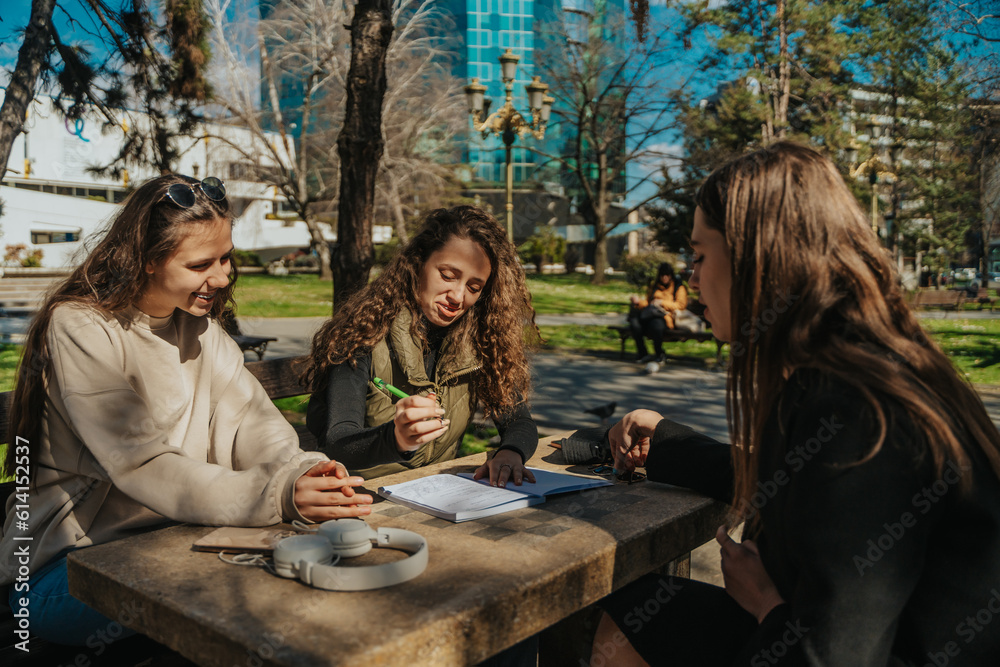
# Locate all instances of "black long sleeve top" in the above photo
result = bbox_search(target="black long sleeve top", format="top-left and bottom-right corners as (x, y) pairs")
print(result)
(646, 368), (1000, 666)
(306, 343), (537, 472)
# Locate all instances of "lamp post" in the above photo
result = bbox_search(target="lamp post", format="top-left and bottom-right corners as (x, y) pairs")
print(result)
(848, 146), (898, 240)
(464, 49), (553, 242)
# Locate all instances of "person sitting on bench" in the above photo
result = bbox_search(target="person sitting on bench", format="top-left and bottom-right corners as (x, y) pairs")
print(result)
(627, 262), (689, 363)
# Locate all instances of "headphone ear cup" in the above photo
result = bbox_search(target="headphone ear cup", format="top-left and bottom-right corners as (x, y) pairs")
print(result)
(273, 535), (335, 578)
(318, 519), (377, 558)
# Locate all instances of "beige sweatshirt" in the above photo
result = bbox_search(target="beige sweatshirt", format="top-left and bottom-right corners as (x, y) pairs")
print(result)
(0, 304), (326, 585)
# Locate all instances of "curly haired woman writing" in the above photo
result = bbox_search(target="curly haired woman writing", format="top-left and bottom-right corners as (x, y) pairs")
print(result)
(304, 206), (540, 487)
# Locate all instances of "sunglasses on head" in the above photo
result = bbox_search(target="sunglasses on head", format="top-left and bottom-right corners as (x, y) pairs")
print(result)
(162, 177), (226, 208)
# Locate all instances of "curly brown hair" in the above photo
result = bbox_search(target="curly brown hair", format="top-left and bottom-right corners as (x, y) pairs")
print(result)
(3, 174), (236, 480)
(303, 206), (539, 418)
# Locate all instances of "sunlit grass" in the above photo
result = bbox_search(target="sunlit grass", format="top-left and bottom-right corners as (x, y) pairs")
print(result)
(537, 324), (725, 367)
(525, 272), (635, 315)
(233, 274), (334, 318)
(921, 319), (1000, 385)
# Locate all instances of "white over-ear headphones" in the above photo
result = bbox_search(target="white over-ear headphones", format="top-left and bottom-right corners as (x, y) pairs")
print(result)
(273, 519), (428, 591)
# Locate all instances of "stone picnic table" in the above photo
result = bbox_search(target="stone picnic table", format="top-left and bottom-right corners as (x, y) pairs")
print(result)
(66, 435), (727, 666)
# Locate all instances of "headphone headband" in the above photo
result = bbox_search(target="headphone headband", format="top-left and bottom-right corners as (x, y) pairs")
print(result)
(273, 520), (428, 591)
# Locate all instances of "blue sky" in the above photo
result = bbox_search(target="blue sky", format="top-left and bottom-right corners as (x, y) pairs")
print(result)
(1, 2), (108, 73)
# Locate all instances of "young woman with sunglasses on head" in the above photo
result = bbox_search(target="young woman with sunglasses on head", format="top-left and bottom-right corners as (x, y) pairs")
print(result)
(594, 143), (1000, 665)
(303, 206), (540, 488)
(0, 175), (371, 646)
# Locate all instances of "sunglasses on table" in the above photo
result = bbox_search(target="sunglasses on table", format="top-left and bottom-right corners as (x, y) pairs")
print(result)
(589, 464), (646, 484)
(162, 177), (227, 208)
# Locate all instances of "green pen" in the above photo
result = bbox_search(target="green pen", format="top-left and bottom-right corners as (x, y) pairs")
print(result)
(373, 377), (409, 399)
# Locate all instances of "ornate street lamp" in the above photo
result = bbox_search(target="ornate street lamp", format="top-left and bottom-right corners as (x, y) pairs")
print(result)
(849, 150), (897, 238)
(464, 49), (553, 242)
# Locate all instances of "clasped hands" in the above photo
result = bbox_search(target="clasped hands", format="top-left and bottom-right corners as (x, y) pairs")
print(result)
(294, 460), (372, 522)
(609, 408), (785, 624)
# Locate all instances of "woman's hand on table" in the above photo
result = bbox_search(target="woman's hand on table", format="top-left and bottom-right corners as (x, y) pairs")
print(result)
(716, 526), (785, 623)
(294, 460), (373, 521)
(473, 448), (536, 488)
(608, 409), (662, 473)
(393, 393), (449, 453)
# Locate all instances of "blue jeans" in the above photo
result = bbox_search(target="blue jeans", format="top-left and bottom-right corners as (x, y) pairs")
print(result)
(8, 550), (137, 647)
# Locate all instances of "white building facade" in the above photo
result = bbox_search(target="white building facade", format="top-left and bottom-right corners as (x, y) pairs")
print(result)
(0, 89), (333, 268)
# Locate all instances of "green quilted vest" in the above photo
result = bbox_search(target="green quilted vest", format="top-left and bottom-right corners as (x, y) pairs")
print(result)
(355, 310), (479, 480)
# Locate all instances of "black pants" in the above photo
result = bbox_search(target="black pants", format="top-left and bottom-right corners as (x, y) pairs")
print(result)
(599, 574), (758, 666)
(628, 309), (668, 357)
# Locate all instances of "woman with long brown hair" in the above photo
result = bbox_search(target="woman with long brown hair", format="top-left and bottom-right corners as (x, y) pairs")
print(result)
(0, 175), (370, 646)
(304, 206), (540, 486)
(594, 142), (1000, 665)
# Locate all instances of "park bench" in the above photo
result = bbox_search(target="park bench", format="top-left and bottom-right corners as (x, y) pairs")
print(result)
(911, 289), (966, 312)
(608, 324), (725, 362)
(609, 300), (725, 363)
(972, 288), (998, 311)
(0, 355), (312, 664)
(220, 310), (278, 361)
(0, 277), (57, 316)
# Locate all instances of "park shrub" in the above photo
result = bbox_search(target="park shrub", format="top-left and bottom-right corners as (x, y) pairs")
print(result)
(375, 239), (401, 266)
(232, 249), (263, 267)
(22, 249), (43, 268)
(518, 228), (566, 274)
(619, 250), (678, 290)
(4, 244), (44, 268)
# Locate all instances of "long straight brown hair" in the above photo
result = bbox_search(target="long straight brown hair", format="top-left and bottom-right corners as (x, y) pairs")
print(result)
(695, 142), (1000, 512)
(3, 174), (236, 480)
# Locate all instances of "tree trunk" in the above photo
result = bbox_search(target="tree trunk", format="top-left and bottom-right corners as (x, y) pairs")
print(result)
(775, 0), (790, 139)
(592, 232), (609, 284)
(333, 0), (393, 310)
(589, 199), (610, 285)
(0, 0), (56, 181)
(385, 169), (410, 245)
(316, 234), (333, 282)
(304, 216), (334, 281)
(589, 153), (610, 285)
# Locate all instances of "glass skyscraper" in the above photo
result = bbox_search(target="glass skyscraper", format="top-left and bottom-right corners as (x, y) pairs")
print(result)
(440, 0), (563, 185)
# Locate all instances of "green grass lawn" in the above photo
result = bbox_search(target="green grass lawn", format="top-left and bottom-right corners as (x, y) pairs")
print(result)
(233, 274), (334, 317)
(538, 324), (725, 369)
(525, 272), (635, 314)
(233, 272), (637, 318)
(921, 318), (1000, 385)
(236, 273), (636, 317)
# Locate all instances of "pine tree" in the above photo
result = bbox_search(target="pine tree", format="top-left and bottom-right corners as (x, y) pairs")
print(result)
(0, 0), (214, 182)
(847, 0), (981, 275)
(650, 0), (857, 250)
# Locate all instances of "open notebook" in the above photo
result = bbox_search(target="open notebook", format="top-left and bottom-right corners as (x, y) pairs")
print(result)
(377, 467), (612, 522)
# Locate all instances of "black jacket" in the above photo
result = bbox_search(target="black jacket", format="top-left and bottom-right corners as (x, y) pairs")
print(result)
(646, 368), (1000, 666)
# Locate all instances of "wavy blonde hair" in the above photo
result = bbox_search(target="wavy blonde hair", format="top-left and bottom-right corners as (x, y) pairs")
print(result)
(695, 142), (1000, 512)
(303, 206), (539, 418)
